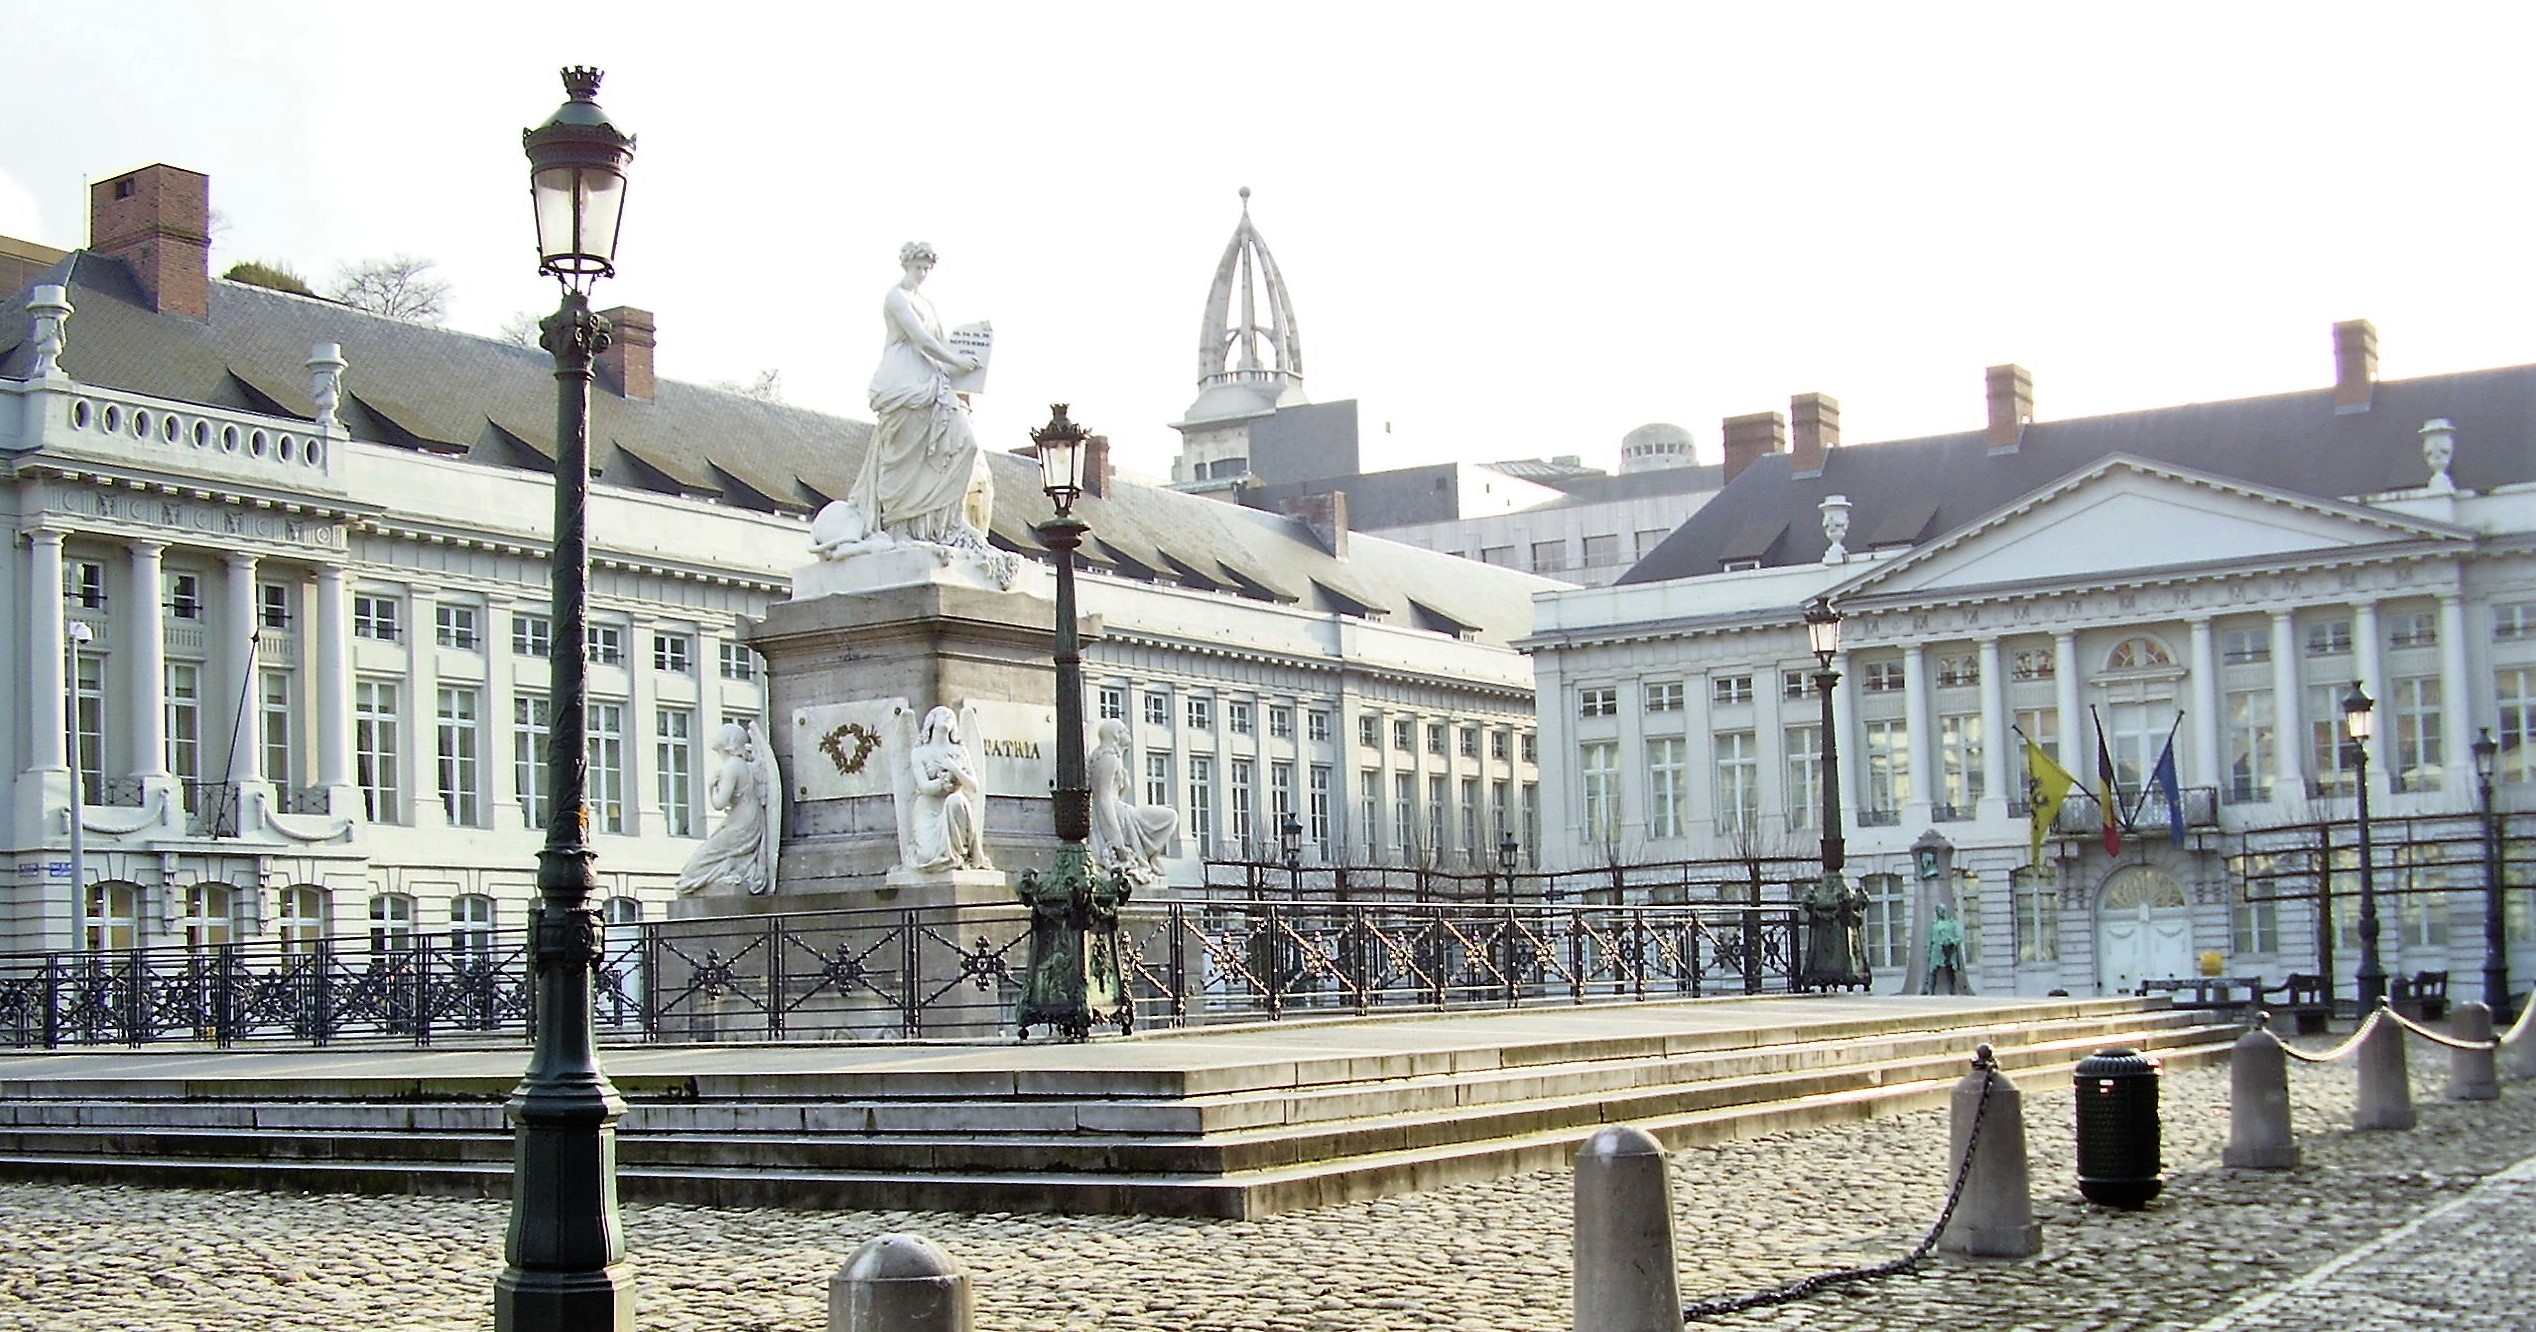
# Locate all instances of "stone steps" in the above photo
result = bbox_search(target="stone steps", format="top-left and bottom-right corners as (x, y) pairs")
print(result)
(0, 996), (2240, 1216)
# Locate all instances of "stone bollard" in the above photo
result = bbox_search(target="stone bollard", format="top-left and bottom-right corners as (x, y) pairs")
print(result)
(2448, 1000), (2499, 1102)
(831, 1234), (972, 1332)
(2222, 1024), (2299, 1169)
(1572, 1124), (1681, 1332)
(2353, 1006), (2416, 1131)
(1938, 1044), (2040, 1258)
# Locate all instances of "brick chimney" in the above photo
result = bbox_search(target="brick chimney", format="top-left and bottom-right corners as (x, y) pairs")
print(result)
(1789, 393), (1840, 475)
(2333, 318), (2377, 414)
(597, 305), (655, 400)
(1985, 364), (2033, 451)
(1283, 489), (1349, 559)
(1721, 411), (1787, 485)
(89, 165), (211, 320)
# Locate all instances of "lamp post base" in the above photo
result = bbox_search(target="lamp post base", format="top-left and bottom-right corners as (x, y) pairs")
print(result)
(494, 1266), (636, 1332)
(1014, 843), (1132, 1041)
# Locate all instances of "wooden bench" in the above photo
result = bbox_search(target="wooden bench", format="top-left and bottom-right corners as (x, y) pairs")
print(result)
(2137, 975), (2263, 1022)
(2391, 969), (2451, 1021)
(2257, 973), (2334, 1034)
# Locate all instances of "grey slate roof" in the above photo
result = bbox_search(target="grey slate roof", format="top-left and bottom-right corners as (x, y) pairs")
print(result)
(1620, 367), (2536, 584)
(0, 253), (1558, 646)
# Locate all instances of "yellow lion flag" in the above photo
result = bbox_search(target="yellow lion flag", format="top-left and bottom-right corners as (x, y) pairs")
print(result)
(2023, 732), (2077, 866)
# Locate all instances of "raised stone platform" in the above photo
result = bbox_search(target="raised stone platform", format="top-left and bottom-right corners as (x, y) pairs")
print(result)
(0, 994), (2235, 1217)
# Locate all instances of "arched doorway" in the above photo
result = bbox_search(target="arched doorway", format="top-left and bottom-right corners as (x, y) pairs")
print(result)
(2096, 864), (2193, 993)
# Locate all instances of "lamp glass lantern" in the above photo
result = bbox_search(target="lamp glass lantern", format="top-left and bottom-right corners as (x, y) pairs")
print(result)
(523, 67), (635, 289)
(1278, 814), (1303, 864)
(1033, 404), (1089, 515)
(2341, 682), (2376, 742)
(2474, 728), (2499, 784)
(1497, 832), (1519, 874)
(1803, 596), (1843, 666)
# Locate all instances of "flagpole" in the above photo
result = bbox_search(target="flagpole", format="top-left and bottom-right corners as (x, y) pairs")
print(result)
(2127, 713), (2186, 826)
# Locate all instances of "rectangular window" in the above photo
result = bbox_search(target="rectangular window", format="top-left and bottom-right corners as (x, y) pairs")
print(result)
(2501, 667), (2536, 785)
(2014, 706), (2060, 767)
(1491, 778), (1511, 844)
(1426, 774), (1448, 852)
(1635, 528), (1669, 559)
(2014, 868), (2060, 962)
(1145, 752), (1171, 810)
(1712, 675), (1754, 705)
(2496, 601), (2536, 641)
(1784, 723), (1821, 831)
(1458, 726), (1479, 758)
(1145, 693), (1170, 728)
(2220, 627), (2271, 664)
(1186, 755), (1214, 854)
(652, 632), (692, 674)
(1579, 688), (1618, 717)
(1522, 732), (1538, 765)
(1530, 540), (1569, 574)
(1938, 713), (1984, 815)
(1187, 697), (1214, 731)
(1228, 701), (1253, 736)
(369, 893), (415, 953)
(514, 613), (554, 659)
(1862, 660), (1905, 693)
(1861, 873), (1909, 971)
(1097, 686), (1125, 721)
(1271, 761), (1295, 826)
(1491, 729), (1509, 761)
(2224, 688), (2275, 803)
(355, 680), (400, 823)
(2010, 648), (2056, 681)
(1934, 654), (1980, 688)
(1644, 682), (1684, 713)
(716, 641), (758, 681)
(353, 594), (400, 642)
(1394, 772), (1417, 858)
(1646, 736), (1687, 839)
(2390, 674), (2443, 792)
(586, 625), (625, 667)
(1713, 731), (1758, 836)
(1865, 719), (1911, 817)
(1426, 722), (1446, 756)
(2231, 890), (2279, 956)
(1359, 713), (1380, 748)
(72, 652), (103, 805)
(2309, 682), (2359, 795)
(515, 694), (553, 829)
(1360, 767), (1381, 855)
(2387, 610), (2438, 649)
(588, 702), (626, 833)
(436, 686), (480, 827)
(1581, 534), (1620, 568)
(258, 581), (291, 630)
(434, 604), (479, 650)
(1309, 765), (1331, 854)
(1264, 705), (1292, 740)
(1479, 545), (1516, 567)
(2103, 699), (2174, 791)
(2303, 618), (2353, 657)
(1581, 741), (1621, 844)
(1784, 671), (1812, 701)
(167, 572), (203, 620)
(166, 662), (202, 792)
(1393, 718), (1414, 751)
(1307, 710), (1330, 743)
(258, 670), (292, 791)
(70, 560), (106, 611)
(1230, 758), (1255, 849)
(657, 707), (695, 836)
(1459, 776), (1479, 850)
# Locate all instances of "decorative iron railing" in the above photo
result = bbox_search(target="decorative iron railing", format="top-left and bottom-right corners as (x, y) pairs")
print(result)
(0, 899), (1803, 1049)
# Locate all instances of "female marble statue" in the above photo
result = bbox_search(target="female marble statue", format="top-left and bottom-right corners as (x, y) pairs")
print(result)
(905, 705), (991, 872)
(676, 720), (781, 896)
(1089, 718), (1179, 884)
(847, 242), (993, 548)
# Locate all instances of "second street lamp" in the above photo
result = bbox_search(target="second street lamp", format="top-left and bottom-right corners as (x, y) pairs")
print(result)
(2476, 728), (2506, 1015)
(496, 66), (636, 1332)
(1799, 597), (1867, 991)
(2344, 681), (2386, 1011)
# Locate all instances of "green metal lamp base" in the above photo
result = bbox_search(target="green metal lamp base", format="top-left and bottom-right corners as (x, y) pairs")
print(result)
(1015, 842), (1133, 1040)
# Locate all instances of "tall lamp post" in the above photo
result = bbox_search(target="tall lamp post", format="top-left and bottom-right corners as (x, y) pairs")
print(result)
(1799, 597), (1867, 991)
(2344, 682), (2385, 1011)
(2475, 728), (2506, 1015)
(65, 619), (93, 949)
(1014, 406), (1133, 1041)
(497, 66), (636, 1332)
(1805, 598), (1847, 886)
(1497, 831), (1519, 901)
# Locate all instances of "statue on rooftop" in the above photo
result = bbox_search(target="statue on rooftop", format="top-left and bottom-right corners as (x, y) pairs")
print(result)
(819, 242), (996, 556)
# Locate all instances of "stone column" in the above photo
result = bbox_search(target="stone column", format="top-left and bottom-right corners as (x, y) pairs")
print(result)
(220, 552), (270, 833)
(485, 598), (525, 832)
(311, 565), (355, 813)
(624, 620), (658, 838)
(2052, 628), (2081, 774)
(1977, 636), (2008, 820)
(2438, 591), (2473, 795)
(405, 584), (445, 828)
(694, 625), (728, 751)
(2269, 610), (2303, 799)
(126, 541), (170, 786)
(1903, 641), (1934, 824)
(2188, 617), (2221, 791)
(1833, 649), (1861, 823)
(23, 528), (67, 772)
(2353, 600), (2384, 792)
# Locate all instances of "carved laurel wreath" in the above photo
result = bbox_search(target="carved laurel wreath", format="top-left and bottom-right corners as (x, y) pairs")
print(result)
(820, 721), (881, 776)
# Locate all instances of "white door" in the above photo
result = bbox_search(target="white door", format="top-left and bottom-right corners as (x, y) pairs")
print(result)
(2095, 865), (2193, 994)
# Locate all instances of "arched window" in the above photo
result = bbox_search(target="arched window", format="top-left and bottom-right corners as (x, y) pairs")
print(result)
(600, 897), (645, 1027)
(86, 882), (139, 951)
(2100, 864), (2187, 911)
(181, 885), (233, 950)
(279, 886), (329, 954)
(2104, 637), (2176, 672)
(450, 894), (497, 960)
(368, 893), (415, 953)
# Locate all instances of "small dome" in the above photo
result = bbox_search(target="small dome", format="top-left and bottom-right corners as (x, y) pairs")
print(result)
(1620, 422), (1696, 474)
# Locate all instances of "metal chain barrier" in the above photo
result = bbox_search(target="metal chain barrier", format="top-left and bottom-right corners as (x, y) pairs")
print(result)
(1680, 1054), (1997, 1322)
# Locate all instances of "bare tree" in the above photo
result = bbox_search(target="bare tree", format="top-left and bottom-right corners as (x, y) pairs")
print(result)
(497, 310), (544, 348)
(330, 255), (451, 323)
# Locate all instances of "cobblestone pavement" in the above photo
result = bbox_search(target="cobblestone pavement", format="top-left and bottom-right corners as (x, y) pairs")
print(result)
(1, 1038), (2530, 1331)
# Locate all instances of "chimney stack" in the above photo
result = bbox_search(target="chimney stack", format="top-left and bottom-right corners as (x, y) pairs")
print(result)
(1721, 411), (1788, 485)
(2333, 319), (2377, 414)
(1084, 434), (1111, 498)
(1283, 489), (1350, 559)
(1985, 364), (2033, 451)
(89, 165), (211, 321)
(597, 305), (656, 401)
(1789, 393), (1840, 475)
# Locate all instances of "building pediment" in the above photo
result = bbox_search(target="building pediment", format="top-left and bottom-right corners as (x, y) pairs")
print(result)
(1840, 455), (2469, 600)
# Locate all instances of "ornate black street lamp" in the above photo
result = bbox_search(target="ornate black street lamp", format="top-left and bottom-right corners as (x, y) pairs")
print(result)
(2344, 682), (2385, 1011)
(1497, 830), (1519, 900)
(2475, 728), (2506, 1014)
(496, 67), (635, 1332)
(1798, 597), (1868, 991)
(1805, 598), (1848, 883)
(1281, 813), (1305, 891)
(1014, 406), (1133, 1040)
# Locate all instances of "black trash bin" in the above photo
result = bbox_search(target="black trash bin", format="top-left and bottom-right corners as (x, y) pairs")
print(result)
(2073, 1046), (2163, 1208)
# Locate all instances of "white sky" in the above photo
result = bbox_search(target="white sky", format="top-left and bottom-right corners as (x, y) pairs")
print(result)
(9, 3), (2536, 481)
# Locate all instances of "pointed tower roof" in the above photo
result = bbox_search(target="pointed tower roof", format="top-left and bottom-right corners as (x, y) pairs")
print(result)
(1179, 187), (1308, 427)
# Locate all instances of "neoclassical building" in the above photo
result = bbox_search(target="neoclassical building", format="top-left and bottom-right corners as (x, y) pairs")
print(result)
(0, 164), (1548, 955)
(1522, 331), (2536, 996)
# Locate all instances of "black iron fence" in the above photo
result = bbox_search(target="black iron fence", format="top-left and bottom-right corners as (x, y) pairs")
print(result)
(0, 899), (1803, 1049)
